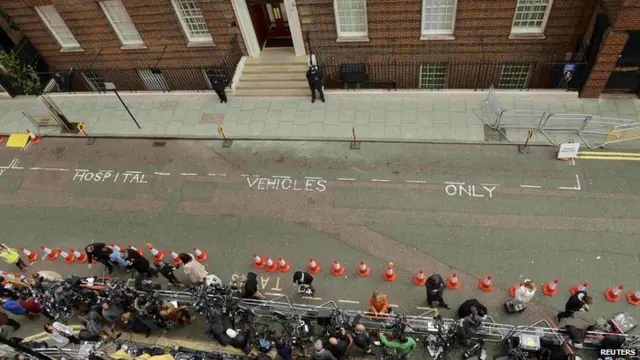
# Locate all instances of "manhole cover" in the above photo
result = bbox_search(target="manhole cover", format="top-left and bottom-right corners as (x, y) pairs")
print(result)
(153, 141), (166, 147)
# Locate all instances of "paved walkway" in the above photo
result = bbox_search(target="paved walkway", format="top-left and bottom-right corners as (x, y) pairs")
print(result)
(1, 91), (640, 148)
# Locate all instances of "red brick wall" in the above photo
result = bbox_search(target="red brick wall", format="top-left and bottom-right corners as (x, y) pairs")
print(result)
(298, 0), (595, 63)
(0, 0), (245, 70)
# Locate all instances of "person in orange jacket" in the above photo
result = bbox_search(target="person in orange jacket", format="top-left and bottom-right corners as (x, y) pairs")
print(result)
(368, 291), (392, 315)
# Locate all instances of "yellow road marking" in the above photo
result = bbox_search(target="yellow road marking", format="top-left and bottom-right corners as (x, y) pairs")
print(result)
(578, 151), (640, 157)
(577, 155), (640, 161)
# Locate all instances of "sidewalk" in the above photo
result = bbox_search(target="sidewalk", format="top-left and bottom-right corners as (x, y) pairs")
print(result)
(1, 90), (639, 148)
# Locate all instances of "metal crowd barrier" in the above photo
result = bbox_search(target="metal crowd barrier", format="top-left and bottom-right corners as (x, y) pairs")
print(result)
(156, 290), (640, 349)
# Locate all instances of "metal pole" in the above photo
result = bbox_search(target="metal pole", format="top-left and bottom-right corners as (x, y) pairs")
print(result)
(0, 337), (53, 360)
(112, 89), (141, 129)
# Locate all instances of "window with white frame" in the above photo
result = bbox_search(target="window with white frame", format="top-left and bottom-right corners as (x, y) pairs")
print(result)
(99, 0), (144, 47)
(170, 0), (213, 43)
(334, 0), (368, 38)
(498, 63), (532, 89)
(34, 5), (82, 51)
(419, 64), (446, 89)
(511, 0), (552, 35)
(421, 0), (457, 36)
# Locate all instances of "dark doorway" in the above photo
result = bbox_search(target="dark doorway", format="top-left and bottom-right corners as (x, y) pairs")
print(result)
(581, 13), (609, 90)
(247, 0), (292, 49)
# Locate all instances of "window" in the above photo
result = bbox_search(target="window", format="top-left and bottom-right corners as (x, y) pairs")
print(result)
(498, 63), (532, 89)
(421, 0), (457, 37)
(34, 5), (82, 51)
(511, 0), (552, 35)
(419, 64), (446, 89)
(334, 0), (368, 39)
(170, 0), (213, 44)
(99, 0), (145, 48)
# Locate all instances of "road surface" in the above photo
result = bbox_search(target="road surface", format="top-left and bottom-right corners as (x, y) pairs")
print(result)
(0, 138), (638, 350)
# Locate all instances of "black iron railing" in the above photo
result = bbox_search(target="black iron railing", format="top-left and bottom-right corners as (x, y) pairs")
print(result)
(39, 35), (243, 93)
(318, 60), (587, 92)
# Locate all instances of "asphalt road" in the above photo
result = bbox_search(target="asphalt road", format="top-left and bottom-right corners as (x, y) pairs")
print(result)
(0, 138), (638, 353)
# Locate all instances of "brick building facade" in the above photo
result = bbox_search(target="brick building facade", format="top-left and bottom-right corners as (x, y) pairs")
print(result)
(0, 0), (639, 97)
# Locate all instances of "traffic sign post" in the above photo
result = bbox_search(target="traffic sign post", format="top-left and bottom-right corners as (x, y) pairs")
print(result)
(218, 124), (232, 148)
(518, 128), (534, 154)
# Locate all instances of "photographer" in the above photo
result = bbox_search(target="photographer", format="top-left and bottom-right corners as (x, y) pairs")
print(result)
(379, 331), (416, 359)
(556, 291), (592, 323)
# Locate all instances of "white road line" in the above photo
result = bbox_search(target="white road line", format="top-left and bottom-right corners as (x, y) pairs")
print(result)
(75, 169), (89, 172)
(520, 185), (541, 189)
(272, 175), (291, 178)
(405, 180), (427, 184)
(252, 175), (260, 177)
(180, 173), (198, 176)
(154, 172), (171, 176)
(265, 292), (283, 296)
(29, 167), (43, 170)
(389, 304), (399, 308)
(44, 168), (69, 172)
(575, 174), (581, 190)
(12, 167), (23, 170)
(125, 171), (142, 174)
(338, 299), (360, 304)
(301, 296), (322, 301)
(558, 174), (581, 191)
(21, 142), (31, 152)
(98, 170), (113, 172)
(416, 306), (433, 310)
(481, 183), (501, 187)
(241, 174), (249, 177)
(304, 176), (323, 180)
(336, 178), (356, 181)
(371, 179), (390, 182)
(208, 173), (227, 177)
(444, 181), (465, 185)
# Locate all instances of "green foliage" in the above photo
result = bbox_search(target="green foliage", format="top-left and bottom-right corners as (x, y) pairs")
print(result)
(0, 50), (41, 95)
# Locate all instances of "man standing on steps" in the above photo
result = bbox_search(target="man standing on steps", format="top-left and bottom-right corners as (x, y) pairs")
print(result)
(306, 65), (325, 103)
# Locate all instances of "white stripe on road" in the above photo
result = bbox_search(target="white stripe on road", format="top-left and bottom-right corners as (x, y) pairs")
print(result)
(125, 171), (142, 174)
(75, 169), (89, 172)
(99, 170), (113, 172)
(481, 183), (501, 187)
(520, 185), (541, 189)
(154, 172), (171, 176)
(304, 176), (323, 180)
(301, 296), (323, 301)
(416, 306), (433, 310)
(388, 304), (399, 308)
(336, 178), (356, 181)
(272, 175), (291, 178)
(44, 168), (69, 171)
(12, 167), (23, 169)
(371, 179), (390, 182)
(265, 292), (283, 296)
(241, 174), (249, 177)
(180, 173), (198, 176)
(338, 299), (360, 304)
(405, 180), (427, 184)
(444, 182), (465, 185)
(29, 167), (43, 170)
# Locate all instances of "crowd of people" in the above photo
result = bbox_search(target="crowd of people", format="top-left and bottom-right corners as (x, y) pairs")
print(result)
(0, 242), (598, 360)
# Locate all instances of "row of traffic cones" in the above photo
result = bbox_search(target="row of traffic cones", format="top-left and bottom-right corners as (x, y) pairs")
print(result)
(506, 279), (639, 306)
(17, 242), (209, 266)
(253, 254), (291, 273)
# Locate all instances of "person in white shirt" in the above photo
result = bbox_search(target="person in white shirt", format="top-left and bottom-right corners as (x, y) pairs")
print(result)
(514, 280), (536, 304)
(44, 322), (79, 348)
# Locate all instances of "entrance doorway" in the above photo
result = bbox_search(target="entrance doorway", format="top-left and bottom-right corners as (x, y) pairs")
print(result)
(247, 0), (293, 49)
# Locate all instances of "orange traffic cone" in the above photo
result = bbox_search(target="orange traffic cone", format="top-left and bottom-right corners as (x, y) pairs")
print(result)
(307, 258), (320, 274)
(478, 275), (494, 292)
(570, 282), (588, 295)
(265, 257), (278, 272)
(168, 249), (182, 265)
(383, 262), (396, 282)
(18, 247), (38, 263)
(542, 279), (559, 297)
(193, 247), (208, 262)
(605, 285), (624, 303)
(253, 253), (265, 269)
(72, 249), (88, 264)
(128, 244), (144, 255)
(331, 260), (345, 276)
(145, 242), (165, 261)
(447, 272), (460, 289)
(59, 249), (75, 264)
(277, 257), (291, 272)
(510, 282), (524, 298)
(40, 246), (59, 261)
(356, 261), (370, 277)
(413, 269), (427, 286)
(26, 129), (41, 144)
(627, 290), (640, 306)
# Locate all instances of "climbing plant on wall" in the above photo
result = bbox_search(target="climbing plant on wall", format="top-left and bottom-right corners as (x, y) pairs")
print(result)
(0, 50), (41, 95)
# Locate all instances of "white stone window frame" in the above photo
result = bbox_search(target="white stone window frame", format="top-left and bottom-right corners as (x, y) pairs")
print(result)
(509, 0), (553, 39)
(170, 0), (214, 47)
(420, 0), (458, 41)
(99, 0), (146, 49)
(498, 63), (532, 89)
(419, 63), (447, 89)
(34, 5), (83, 52)
(333, 0), (369, 43)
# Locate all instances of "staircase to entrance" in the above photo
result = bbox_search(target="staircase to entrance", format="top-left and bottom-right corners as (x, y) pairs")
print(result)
(235, 48), (309, 97)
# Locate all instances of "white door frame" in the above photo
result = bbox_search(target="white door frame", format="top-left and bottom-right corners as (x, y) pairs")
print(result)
(231, 0), (306, 58)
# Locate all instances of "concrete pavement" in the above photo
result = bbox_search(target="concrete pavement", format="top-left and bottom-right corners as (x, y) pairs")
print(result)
(1, 91), (640, 147)
(0, 139), (639, 345)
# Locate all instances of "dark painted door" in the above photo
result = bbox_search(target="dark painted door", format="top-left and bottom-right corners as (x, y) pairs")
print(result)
(266, 2), (290, 38)
(249, 3), (268, 48)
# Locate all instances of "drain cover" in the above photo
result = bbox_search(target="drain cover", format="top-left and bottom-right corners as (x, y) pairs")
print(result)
(152, 141), (166, 147)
